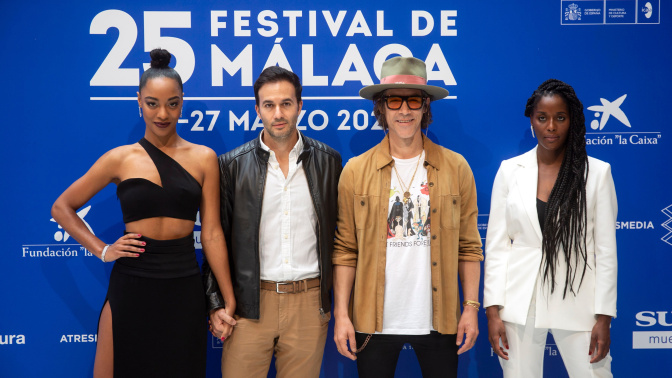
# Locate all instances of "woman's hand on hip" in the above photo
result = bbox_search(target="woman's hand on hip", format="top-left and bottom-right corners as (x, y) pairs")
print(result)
(104, 233), (145, 261)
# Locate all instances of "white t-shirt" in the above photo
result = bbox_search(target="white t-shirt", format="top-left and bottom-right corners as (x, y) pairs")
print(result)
(380, 151), (434, 335)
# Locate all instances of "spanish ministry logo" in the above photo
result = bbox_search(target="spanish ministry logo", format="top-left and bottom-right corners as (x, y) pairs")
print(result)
(563, 0), (657, 26)
(587, 94), (631, 131)
(564, 3), (582, 21)
(662, 205), (672, 246)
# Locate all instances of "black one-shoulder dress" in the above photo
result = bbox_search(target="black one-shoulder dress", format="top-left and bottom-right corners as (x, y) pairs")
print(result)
(104, 138), (206, 377)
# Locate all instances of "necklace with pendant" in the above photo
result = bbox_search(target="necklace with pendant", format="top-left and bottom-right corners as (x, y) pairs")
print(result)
(393, 152), (422, 204)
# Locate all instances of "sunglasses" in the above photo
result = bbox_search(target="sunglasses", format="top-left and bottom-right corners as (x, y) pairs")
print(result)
(383, 95), (428, 110)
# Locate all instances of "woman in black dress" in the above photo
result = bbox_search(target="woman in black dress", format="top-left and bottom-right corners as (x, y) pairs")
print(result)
(51, 49), (236, 377)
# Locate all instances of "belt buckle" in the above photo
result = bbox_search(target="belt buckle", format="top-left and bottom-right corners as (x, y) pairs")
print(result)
(276, 281), (293, 294)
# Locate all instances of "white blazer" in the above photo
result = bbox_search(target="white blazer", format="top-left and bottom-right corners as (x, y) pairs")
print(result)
(484, 147), (618, 331)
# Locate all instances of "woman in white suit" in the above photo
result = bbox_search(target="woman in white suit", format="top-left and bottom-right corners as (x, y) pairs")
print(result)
(484, 79), (617, 377)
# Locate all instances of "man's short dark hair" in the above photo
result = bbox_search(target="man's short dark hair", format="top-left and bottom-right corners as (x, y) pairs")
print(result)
(253, 66), (302, 106)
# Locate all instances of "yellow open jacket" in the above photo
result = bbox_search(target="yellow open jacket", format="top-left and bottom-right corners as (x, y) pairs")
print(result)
(333, 134), (483, 334)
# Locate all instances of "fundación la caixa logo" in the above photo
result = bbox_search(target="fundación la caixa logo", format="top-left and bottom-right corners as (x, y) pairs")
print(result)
(20, 205), (96, 258)
(587, 95), (631, 131)
(585, 92), (662, 146)
(51, 205), (94, 242)
(22, 205), (203, 258)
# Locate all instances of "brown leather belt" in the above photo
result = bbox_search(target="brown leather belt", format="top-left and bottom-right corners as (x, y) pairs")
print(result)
(260, 277), (320, 294)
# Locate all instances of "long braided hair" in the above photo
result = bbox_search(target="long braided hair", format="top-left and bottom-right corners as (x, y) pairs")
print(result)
(524, 79), (589, 298)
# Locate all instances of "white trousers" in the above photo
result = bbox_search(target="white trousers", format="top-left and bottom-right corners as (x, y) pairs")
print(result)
(499, 303), (612, 378)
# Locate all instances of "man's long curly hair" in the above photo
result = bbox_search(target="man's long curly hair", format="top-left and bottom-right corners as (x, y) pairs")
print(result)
(525, 79), (589, 298)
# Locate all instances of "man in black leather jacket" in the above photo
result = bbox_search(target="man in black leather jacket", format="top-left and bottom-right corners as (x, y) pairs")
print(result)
(202, 66), (342, 377)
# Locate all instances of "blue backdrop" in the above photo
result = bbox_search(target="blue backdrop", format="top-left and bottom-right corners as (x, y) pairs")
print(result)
(1, 1), (670, 376)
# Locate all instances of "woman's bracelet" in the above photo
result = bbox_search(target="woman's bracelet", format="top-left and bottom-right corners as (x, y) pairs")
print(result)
(101, 245), (110, 263)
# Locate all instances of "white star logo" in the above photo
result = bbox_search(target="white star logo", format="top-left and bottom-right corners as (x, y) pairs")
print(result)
(50, 205), (94, 242)
(587, 94), (631, 130)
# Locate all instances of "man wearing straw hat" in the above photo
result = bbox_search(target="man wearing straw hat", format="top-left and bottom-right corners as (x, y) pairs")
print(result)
(332, 56), (483, 377)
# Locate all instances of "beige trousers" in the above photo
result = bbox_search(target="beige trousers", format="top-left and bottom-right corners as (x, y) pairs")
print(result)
(221, 286), (330, 378)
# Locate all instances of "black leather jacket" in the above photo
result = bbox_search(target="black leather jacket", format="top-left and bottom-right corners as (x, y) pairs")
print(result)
(202, 133), (342, 319)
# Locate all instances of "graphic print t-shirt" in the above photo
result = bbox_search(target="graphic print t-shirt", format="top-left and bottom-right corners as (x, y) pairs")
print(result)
(380, 151), (433, 334)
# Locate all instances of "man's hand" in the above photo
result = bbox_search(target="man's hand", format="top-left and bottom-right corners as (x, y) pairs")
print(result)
(209, 307), (237, 341)
(334, 315), (358, 360)
(589, 315), (611, 363)
(456, 306), (479, 355)
(485, 306), (509, 360)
